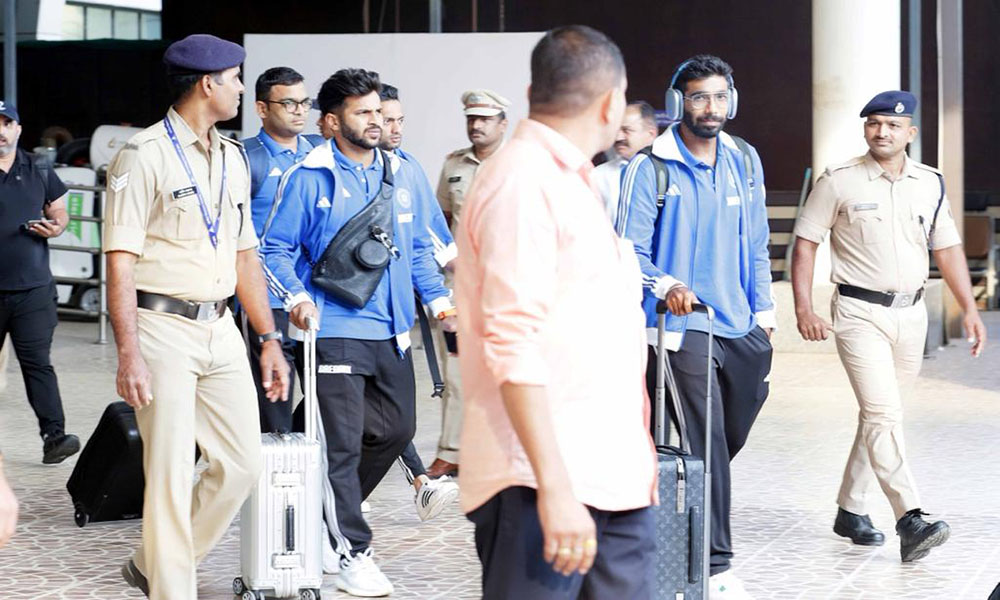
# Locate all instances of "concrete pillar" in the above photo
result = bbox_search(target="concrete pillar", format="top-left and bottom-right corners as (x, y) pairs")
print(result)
(810, 0), (901, 283)
(938, 0), (964, 336)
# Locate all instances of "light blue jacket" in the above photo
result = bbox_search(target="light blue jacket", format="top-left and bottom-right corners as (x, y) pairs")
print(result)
(260, 140), (452, 350)
(616, 124), (776, 347)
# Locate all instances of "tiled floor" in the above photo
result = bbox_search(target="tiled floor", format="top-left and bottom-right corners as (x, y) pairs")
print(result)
(1, 315), (999, 599)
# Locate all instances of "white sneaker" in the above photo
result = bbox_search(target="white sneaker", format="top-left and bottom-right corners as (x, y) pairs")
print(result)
(336, 548), (394, 597)
(361, 500), (372, 513)
(709, 570), (754, 600)
(414, 474), (459, 522)
(322, 535), (340, 575)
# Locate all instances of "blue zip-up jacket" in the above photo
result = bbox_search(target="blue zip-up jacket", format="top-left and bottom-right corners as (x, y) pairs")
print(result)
(260, 140), (452, 349)
(395, 148), (457, 269)
(616, 124), (776, 348)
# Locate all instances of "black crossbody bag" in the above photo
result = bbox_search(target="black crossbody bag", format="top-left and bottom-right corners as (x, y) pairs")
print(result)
(310, 150), (399, 308)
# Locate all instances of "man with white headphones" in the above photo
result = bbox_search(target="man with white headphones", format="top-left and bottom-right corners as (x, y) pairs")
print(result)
(617, 54), (775, 600)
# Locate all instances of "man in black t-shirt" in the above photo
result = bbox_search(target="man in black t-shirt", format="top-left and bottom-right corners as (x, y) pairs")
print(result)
(0, 102), (80, 464)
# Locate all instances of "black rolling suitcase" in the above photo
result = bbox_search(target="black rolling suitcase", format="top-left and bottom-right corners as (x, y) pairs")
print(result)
(66, 401), (145, 527)
(652, 300), (713, 599)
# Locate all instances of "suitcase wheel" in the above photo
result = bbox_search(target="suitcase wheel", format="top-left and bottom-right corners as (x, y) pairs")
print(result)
(232, 578), (245, 595)
(73, 503), (89, 528)
(239, 591), (258, 600)
(299, 589), (320, 600)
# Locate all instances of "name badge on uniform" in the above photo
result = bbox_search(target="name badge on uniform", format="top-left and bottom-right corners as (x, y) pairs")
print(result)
(851, 203), (878, 212)
(726, 195), (741, 206)
(398, 213), (414, 223)
(448, 176), (461, 183)
(172, 186), (197, 200)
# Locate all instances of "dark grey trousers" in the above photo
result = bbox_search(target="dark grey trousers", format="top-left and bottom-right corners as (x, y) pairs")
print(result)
(468, 486), (656, 600)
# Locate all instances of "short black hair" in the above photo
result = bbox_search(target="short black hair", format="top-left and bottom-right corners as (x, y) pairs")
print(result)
(379, 83), (399, 102)
(529, 25), (625, 117)
(673, 55), (733, 94)
(167, 71), (224, 103)
(255, 66), (304, 102)
(317, 68), (381, 115)
(628, 100), (657, 129)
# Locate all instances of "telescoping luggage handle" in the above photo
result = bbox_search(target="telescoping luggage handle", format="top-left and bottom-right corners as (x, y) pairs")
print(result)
(655, 299), (714, 597)
(303, 316), (319, 442)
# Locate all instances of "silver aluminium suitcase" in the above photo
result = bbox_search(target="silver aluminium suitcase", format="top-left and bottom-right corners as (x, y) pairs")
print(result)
(234, 322), (324, 600)
(652, 300), (714, 599)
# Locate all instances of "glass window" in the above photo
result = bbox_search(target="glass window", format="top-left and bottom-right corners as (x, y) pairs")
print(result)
(140, 13), (161, 40)
(113, 10), (140, 40)
(85, 6), (112, 39)
(62, 4), (85, 40)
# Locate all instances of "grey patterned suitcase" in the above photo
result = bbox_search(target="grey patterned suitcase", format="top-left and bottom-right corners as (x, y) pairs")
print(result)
(652, 300), (713, 600)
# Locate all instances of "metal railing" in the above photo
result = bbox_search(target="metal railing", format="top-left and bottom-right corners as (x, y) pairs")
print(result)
(53, 184), (107, 345)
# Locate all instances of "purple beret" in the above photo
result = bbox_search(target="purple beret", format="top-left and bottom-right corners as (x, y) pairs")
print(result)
(163, 34), (245, 74)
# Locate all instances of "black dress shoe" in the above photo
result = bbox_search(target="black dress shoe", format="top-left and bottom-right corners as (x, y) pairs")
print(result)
(833, 507), (885, 546)
(41, 432), (81, 465)
(896, 509), (950, 562)
(121, 559), (149, 597)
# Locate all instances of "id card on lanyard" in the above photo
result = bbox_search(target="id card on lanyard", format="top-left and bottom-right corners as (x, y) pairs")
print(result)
(163, 117), (226, 248)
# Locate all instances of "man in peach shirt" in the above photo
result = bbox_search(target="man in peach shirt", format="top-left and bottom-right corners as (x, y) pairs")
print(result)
(454, 25), (658, 599)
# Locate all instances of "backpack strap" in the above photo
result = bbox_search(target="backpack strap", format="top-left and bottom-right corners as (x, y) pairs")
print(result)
(729, 135), (756, 190)
(241, 136), (269, 198)
(637, 146), (670, 209)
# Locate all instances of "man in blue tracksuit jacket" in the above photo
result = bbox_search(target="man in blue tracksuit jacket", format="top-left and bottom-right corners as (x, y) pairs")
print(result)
(617, 55), (775, 599)
(260, 69), (453, 597)
(238, 66), (317, 434)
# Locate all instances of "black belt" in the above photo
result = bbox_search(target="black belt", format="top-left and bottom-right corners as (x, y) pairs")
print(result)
(838, 284), (923, 308)
(136, 291), (227, 321)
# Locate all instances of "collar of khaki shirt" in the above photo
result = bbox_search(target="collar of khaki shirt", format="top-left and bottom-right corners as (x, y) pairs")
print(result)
(167, 106), (222, 155)
(863, 151), (919, 182)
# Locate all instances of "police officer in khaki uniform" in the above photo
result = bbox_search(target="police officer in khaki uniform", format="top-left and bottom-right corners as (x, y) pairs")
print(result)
(791, 90), (986, 563)
(428, 88), (509, 478)
(104, 34), (289, 599)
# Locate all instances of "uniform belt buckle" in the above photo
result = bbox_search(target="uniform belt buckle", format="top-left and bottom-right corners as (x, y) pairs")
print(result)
(891, 292), (915, 309)
(195, 301), (222, 322)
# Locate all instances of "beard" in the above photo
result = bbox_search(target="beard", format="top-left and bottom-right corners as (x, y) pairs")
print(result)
(342, 122), (379, 150)
(683, 111), (726, 139)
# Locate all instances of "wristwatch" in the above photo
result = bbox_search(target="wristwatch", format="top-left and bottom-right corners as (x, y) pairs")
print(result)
(258, 331), (283, 344)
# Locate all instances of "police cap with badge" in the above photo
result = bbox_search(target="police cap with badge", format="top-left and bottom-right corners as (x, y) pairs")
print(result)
(461, 89), (511, 117)
(859, 90), (916, 118)
(163, 33), (246, 74)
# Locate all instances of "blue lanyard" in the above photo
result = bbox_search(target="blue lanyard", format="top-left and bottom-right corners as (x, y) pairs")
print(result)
(162, 117), (226, 248)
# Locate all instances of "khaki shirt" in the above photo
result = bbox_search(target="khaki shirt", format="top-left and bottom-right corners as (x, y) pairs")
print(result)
(103, 107), (257, 302)
(436, 146), (482, 232)
(794, 153), (961, 293)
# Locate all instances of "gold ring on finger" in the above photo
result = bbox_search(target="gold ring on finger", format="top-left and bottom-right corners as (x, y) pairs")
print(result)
(557, 547), (572, 556)
(584, 538), (597, 549)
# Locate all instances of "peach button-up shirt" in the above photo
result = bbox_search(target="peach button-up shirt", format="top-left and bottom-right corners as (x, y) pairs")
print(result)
(455, 119), (658, 513)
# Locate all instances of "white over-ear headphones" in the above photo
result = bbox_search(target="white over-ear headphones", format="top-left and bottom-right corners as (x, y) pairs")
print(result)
(663, 58), (739, 122)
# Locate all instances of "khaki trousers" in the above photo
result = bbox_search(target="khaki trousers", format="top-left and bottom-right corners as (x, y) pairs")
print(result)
(832, 292), (925, 520)
(429, 297), (462, 464)
(132, 309), (262, 600)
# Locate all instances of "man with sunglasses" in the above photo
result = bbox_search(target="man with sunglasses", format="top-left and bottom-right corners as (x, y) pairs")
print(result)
(618, 54), (775, 600)
(239, 66), (319, 433)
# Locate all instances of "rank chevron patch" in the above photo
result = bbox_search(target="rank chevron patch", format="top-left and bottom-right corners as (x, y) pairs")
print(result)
(109, 172), (130, 192)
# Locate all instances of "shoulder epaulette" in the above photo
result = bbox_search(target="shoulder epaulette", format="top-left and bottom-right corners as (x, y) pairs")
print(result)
(824, 156), (866, 176)
(911, 161), (942, 176)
